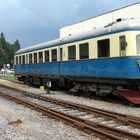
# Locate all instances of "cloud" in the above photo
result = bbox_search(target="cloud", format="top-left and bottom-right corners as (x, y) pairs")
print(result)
(0, 0), (139, 47)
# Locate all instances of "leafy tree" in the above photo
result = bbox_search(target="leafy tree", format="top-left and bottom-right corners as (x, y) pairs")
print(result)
(0, 33), (20, 69)
(14, 39), (20, 50)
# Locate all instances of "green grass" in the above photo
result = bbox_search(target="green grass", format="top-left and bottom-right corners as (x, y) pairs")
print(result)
(0, 74), (16, 81)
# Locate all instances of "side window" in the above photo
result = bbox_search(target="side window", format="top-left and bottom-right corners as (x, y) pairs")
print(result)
(34, 53), (37, 63)
(29, 54), (32, 63)
(16, 56), (18, 64)
(79, 43), (89, 59)
(45, 50), (49, 62)
(52, 49), (57, 62)
(60, 48), (63, 61)
(68, 45), (76, 60)
(136, 35), (140, 55)
(98, 39), (110, 58)
(120, 35), (127, 56)
(19, 56), (21, 64)
(26, 54), (28, 64)
(22, 55), (25, 64)
(39, 52), (43, 63)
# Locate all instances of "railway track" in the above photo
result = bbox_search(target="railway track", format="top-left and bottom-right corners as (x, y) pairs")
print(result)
(2, 80), (124, 105)
(0, 85), (140, 139)
(24, 91), (140, 128)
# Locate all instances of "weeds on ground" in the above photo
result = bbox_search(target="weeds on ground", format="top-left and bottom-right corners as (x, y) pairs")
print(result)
(0, 74), (16, 81)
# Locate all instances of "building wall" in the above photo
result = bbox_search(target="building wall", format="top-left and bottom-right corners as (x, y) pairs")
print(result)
(60, 3), (140, 38)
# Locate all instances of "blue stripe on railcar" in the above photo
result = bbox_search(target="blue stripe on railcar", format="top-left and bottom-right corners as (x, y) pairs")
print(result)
(60, 57), (140, 78)
(15, 62), (59, 75)
(14, 57), (140, 79)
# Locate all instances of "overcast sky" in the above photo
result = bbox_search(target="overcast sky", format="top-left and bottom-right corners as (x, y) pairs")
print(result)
(0, 0), (140, 48)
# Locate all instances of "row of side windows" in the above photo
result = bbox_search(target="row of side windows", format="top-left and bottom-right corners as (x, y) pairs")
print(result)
(68, 36), (127, 60)
(15, 42), (90, 64)
(68, 40), (111, 60)
(15, 49), (57, 64)
(61, 43), (89, 61)
(15, 36), (127, 64)
(68, 43), (89, 60)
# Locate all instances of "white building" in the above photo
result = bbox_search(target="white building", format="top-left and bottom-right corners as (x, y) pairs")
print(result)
(60, 2), (140, 38)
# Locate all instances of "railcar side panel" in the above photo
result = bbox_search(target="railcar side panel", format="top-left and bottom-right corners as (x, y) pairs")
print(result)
(15, 62), (60, 76)
(59, 57), (140, 79)
(15, 57), (140, 79)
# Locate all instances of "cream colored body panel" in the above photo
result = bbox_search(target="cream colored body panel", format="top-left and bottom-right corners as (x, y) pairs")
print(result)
(14, 31), (140, 65)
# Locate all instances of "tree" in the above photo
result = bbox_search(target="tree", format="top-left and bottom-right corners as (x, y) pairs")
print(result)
(14, 39), (20, 50)
(0, 33), (20, 69)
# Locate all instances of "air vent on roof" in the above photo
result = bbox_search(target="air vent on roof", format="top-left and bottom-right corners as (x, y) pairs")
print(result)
(116, 18), (123, 22)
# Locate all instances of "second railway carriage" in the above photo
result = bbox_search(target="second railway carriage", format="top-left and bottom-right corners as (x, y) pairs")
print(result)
(14, 18), (140, 97)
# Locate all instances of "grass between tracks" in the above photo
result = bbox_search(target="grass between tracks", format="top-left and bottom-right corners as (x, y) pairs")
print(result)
(0, 74), (16, 81)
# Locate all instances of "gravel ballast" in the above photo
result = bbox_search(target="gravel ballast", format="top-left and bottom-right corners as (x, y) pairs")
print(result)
(0, 79), (139, 117)
(0, 79), (140, 139)
(0, 97), (92, 140)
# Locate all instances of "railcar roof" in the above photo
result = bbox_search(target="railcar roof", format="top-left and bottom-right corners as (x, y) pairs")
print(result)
(15, 39), (61, 55)
(15, 18), (140, 55)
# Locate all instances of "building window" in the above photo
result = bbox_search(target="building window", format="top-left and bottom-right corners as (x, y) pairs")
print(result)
(19, 56), (21, 64)
(45, 50), (49, 62)
(39, 52), (43, 63)
(79, 43), (89, 59)
(51, 49), (57, 61)
(16, 56), (18, 64)
(98, 39), (110, 58)
(120, 35), (127, 56)
(34, 53), (37, 63)
(22, 55), (25, 64)
(68, 45), (76, 60)
(29, 54), (32, 63)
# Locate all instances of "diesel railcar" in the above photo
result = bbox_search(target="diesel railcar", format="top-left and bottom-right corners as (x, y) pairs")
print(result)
(14, 18), (140, 97)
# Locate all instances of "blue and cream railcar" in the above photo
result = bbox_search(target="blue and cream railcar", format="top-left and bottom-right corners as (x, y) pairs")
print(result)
(14, 18), (140, 96)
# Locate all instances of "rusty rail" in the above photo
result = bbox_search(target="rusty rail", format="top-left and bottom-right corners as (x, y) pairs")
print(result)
(0, 92), (140, 140)
(23, 91), (140, 129)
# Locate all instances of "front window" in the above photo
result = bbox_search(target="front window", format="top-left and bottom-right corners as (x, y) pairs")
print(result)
(136, 35), (140, 55)
(120, 35), (127, 56)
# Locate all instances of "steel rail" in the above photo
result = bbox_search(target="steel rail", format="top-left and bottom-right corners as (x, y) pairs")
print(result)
(0, 92), (140, 140)
(0, 84), (140, 129)
(24, 92), (140, 129)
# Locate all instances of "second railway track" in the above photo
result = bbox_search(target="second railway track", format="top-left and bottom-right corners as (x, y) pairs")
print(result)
(0, 85), (140, 139)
